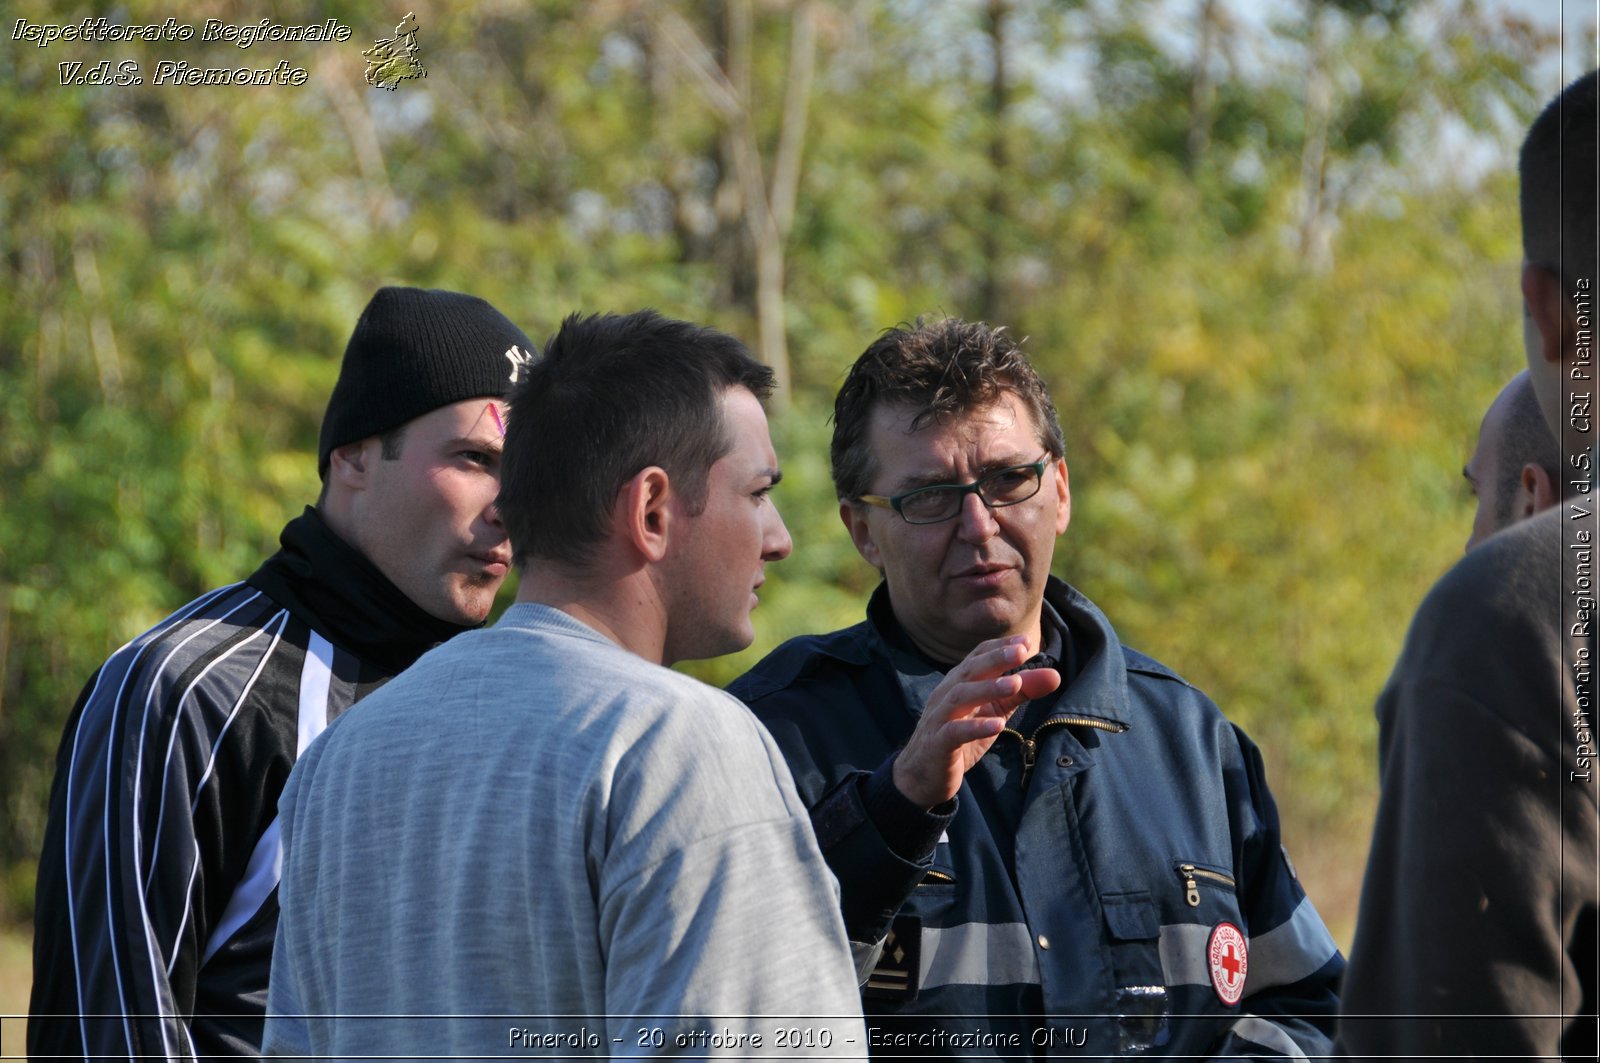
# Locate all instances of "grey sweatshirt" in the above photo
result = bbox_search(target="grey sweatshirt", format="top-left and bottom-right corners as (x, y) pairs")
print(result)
(264, 603), (867, 1059)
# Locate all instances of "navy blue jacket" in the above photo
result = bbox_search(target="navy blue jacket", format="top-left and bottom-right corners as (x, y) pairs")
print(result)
(731, 579), (1342, 1058)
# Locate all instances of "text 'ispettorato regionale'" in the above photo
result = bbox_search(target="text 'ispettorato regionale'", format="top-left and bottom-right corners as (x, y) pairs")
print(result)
(14, 17), (355, 87)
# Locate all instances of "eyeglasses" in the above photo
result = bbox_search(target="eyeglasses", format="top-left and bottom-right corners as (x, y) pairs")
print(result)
(858, 459), (1051, 525)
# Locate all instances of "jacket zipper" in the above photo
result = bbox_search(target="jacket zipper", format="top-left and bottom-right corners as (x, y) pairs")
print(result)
(1178, 863), (1236, 907)
(1006, 715), (1128, 788)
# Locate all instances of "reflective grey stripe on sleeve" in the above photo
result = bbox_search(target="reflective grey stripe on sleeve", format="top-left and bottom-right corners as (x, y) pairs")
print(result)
(1157, 897), (1337, 992)
(1230, 1015), (1310, 1060)
(920, 922), (1042, 990)
(200, 632), (335, 964)
(1243, 896), (1338, 991)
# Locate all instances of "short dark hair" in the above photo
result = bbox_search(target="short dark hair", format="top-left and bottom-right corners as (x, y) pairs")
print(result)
(1493, 373), (1560, 523)
(830, 317), (1065, 502)
(499, 310), (775, 568)
(1519, 70), (1598, 297)
(378, 424), (407, 461)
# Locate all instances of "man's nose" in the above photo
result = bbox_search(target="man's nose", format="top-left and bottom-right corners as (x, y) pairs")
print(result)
(764, 504), (794, 562)
(954, 490), (999, 542)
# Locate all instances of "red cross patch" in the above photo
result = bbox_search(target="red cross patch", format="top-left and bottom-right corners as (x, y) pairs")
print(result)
(1207, 921), (1248, 1006)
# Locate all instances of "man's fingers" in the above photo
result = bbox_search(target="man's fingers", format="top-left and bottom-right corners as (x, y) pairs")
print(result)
(924, 670), (1059, 755)
(895, 650), (1054, 808)
(952, 637), (1030, 681)
(939, 715), (1006, 745)
(926, 635), (1050, 705)
(929, 675), (1021, 719)
(933, 665), (1061, 722)
(1015, 667), (1061, 701)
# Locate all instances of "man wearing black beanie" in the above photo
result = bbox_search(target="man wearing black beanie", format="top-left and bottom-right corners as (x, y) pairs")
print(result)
(29, 286), (538, 1062)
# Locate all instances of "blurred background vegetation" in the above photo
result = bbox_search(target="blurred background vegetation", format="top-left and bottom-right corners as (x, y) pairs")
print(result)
(2, 0), (1595, 1019)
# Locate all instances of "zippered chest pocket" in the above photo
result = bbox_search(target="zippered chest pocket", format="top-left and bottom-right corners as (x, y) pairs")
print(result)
(1175, 861), (1236, 909)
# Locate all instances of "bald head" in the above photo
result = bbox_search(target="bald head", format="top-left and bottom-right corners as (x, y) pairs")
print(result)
(1464, 371), (1560, 551)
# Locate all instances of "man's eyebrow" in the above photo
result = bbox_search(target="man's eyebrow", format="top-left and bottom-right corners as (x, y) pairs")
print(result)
(896, 470), (958, 491)
(896, 456), (1032, 491)
(450, 433), (504, 453)
(765, 467), (783, 486)
(1462, 464), (1475, 484)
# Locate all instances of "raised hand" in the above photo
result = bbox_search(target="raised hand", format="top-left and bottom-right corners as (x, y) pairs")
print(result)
(891, 635), (1061, 809)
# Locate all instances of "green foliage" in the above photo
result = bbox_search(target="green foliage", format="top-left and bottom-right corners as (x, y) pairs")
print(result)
(0, 0), (1573, 938)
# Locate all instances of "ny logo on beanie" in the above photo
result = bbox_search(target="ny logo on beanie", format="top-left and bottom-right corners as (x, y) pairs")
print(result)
(505, 344), (537, 383)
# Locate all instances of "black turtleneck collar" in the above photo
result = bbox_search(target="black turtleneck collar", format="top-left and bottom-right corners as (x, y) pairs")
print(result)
(245, 506), (479, 676)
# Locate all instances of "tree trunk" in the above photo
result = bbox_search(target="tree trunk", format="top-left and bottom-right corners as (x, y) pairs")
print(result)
(1297, 0), (1334, 272)
(979, 0), (1010, 325)
(1186, 0), (1220, 173)
(652, 2), (819, 399)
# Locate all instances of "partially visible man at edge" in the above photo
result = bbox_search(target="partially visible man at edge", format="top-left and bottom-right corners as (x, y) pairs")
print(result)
(730, 318), (1342, 1058)
(1464, 370), (1560, 551)
(29, 286), (534, 1060)
(263, 311), (868, 1059)
(1339, 70), (1599, 1060)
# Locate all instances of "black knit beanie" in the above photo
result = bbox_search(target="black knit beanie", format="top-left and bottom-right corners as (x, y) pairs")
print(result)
(318, 287), (537, 478)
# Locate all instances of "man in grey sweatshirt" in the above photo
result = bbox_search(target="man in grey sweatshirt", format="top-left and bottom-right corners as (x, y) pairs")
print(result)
(263, 310), (868, 1059)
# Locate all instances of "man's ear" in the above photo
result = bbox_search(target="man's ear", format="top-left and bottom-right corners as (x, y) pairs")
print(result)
(1052, 457), (1072, 536)
(839, 500), (884, 571)
(619, 466), (674, 563)
(1522, 261), (1569, 367)
(1518, 462), (1559, 518)
(326, 439), (375, 489)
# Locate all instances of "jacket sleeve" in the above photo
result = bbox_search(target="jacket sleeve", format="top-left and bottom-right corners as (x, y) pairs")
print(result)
(1206, 728), (1343, 1060)
(744, 676), (956, 952)
(807, 761), (956, 945)
(29, 599), (290, 1062)
(29, 658), (206, 1062)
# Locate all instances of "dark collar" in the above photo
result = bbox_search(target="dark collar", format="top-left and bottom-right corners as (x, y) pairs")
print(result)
(868, 582), (1069, 676)
(245, 506), (478, 675)
(868, 583), (1072, 727)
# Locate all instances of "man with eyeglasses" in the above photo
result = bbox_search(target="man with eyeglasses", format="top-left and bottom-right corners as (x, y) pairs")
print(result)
(731, 317), (1342, 1058)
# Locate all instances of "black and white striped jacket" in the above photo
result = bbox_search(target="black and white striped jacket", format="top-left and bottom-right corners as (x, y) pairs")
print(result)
(29, 507), (477, 1061)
